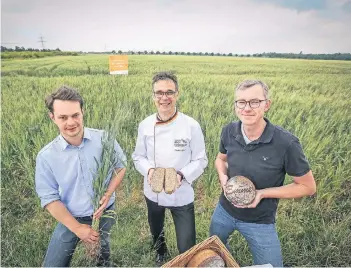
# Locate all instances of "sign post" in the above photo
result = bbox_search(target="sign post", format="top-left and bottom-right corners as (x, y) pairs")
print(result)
(109, 55), (128, 75)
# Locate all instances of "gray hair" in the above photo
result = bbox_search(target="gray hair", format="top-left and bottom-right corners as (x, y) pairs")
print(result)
(152, 71), (179, 91)
(45, 86), (84, 113)
(235, 80), (270, 99)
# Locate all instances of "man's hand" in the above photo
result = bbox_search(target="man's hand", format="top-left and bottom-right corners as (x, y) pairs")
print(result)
(147, 168), (155, 185)
(233, 189), (265, 209)
(74, 224), (99, 243)
(219, 174), (229, 192)
(93, 193), (112, 220)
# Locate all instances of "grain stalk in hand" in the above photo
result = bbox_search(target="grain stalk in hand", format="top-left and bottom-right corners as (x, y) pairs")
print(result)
(85, 127), (122, 261)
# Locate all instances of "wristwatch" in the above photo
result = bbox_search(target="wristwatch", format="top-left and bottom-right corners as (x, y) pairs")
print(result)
(177, 171), (185, 181)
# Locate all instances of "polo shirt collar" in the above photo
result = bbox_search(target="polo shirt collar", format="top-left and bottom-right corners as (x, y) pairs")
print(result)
(59, 127), (92, 150)
(232, 118), (275, 145)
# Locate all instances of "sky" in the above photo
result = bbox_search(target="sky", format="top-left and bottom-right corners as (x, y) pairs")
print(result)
(1, 0), (351, 54)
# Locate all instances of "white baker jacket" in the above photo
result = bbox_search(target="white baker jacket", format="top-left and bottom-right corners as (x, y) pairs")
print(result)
(132, 112), (208, 207)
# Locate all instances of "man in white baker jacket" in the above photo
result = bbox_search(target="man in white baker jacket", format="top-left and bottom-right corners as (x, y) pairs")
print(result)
(132, 71), (208, 265)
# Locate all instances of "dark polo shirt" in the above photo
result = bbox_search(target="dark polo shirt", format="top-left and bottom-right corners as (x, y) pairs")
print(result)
(219, 118), (310, 224)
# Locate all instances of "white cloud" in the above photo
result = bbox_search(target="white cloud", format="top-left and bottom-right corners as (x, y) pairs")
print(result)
(1, 0), (350, 53)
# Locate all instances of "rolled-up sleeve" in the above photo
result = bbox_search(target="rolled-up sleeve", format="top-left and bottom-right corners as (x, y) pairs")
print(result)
(284, 138), (310, 177)
(132, 124), (153, 177)
(35, 154), (60, 208)
(180, 122), (208, 184)
(114, 140), (127, 169)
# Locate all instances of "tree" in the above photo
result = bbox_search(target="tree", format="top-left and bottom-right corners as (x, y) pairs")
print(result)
(118, 50), (122, 54)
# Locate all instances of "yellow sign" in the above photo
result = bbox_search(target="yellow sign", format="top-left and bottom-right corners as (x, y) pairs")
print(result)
(109, 55), (128, 75)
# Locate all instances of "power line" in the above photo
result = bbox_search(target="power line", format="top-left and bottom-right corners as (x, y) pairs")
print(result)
(38, 35), (46, 49)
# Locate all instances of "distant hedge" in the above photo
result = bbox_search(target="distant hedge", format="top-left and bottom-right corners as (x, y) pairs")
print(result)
(1, 51), (80, 59)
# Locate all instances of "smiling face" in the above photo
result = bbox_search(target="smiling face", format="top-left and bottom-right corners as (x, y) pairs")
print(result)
(153, 79), (179, 116)
(50, 100), (84, 141)
(234, 84), (271, 126)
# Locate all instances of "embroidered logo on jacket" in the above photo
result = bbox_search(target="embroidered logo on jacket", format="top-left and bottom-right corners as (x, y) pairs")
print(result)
(174, 139), (188, 151)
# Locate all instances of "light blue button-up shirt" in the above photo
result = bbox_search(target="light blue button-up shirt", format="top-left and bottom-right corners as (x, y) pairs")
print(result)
(35, 127), (126, 217)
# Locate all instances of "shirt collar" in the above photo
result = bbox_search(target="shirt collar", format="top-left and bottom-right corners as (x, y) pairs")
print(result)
(59, 127), (92, 150)
(232, 118), (275, 145)
(155, 108), (178, 125)
(83, 128), (92, 141)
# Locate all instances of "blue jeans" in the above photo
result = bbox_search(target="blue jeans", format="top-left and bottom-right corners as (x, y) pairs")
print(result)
(210, 203), (283, 267)
(43, 204), (116, 267)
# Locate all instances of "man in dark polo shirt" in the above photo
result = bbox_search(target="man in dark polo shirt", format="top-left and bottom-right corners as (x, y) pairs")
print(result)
(209, 80), (316, 267)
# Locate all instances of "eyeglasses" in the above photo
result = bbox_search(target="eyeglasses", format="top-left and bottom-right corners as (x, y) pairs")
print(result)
(235, 99), (267, 109)
(153, 90), (177, 98)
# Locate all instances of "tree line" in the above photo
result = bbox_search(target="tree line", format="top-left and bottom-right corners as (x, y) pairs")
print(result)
(1, 46), (350, 61)
(108, 50), (351, 61)
(1, 46), (79, 59)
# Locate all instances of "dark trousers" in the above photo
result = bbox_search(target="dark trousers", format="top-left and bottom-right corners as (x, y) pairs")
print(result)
(145, 196), (196, 255)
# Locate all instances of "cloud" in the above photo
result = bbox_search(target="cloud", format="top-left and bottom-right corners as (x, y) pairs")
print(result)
(342, 0), (351, 12)
(250, 0), (327, 11)
(1, 0), (44, 13)
(1, 0), (350, 53)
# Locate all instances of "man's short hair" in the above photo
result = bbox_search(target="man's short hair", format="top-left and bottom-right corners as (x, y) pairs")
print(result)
(45, 86), (84, 113)
(235, 80), (270, 99)
(152, 71), (179, 91)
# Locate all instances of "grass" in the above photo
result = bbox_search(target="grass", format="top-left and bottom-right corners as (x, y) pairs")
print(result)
(1, 55), (351, 266)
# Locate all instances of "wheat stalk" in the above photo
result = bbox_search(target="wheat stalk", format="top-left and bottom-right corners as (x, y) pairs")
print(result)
(85, 124), (123, 261)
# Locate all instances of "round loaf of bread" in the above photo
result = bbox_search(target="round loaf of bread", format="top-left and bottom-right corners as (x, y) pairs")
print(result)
(187, 249), (225, 267)
(225, 175), (256, 206)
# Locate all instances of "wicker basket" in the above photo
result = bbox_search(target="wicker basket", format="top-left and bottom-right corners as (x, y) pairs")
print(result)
(162, 235), (240, 267)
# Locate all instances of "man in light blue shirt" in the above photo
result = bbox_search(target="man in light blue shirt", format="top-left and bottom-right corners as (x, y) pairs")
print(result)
(35, 86), (126, 267)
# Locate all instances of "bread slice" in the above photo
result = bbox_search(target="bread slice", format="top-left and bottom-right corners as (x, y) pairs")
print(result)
(151, 168), (165, 193)
(164, 168), (177, 194)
